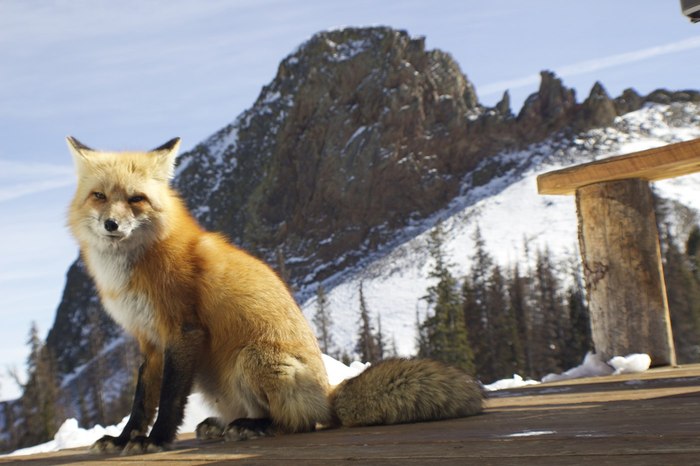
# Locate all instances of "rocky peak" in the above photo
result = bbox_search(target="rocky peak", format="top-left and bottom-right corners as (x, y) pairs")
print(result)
(517, 71), (577, 137)
(495, 90), (512, 117)
(174, 27), (490, 286)
(614, 88), (644, 115)
(575, 81), (618, 131)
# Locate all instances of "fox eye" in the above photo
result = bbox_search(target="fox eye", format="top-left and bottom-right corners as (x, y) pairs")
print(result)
(128, 195), (145, 204)
(93, 192), (106, 201)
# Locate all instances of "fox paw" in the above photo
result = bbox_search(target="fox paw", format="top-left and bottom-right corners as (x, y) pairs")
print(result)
(224, 418), (274, 441)
(196, 417), (226, 441)
(122, 436), (169, 455)
(90, 435), (127, 454)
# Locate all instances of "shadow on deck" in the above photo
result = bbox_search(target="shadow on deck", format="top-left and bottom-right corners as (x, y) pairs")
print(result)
(6, 364), (700, 465)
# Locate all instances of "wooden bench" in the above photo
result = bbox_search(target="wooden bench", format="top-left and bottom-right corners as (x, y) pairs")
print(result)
(537, 137), (700, 366)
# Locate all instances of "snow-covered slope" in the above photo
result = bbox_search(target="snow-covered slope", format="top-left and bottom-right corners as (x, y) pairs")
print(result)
(300, 102), (700, 357)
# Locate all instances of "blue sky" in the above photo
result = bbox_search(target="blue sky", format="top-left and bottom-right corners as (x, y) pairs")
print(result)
(0, 0), (697, 400)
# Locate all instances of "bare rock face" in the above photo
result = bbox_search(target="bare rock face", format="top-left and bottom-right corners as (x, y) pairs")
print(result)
(175, 27), (496, 283)
(614, 88), (644, 115)
(576, 82), (618, 131)
(516, 71), (577, 140)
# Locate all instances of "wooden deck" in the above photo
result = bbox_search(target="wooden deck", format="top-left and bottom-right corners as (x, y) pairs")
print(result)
(6, 364), (700, 465)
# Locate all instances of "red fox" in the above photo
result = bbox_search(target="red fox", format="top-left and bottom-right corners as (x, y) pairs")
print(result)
(66, 137), (483, 455)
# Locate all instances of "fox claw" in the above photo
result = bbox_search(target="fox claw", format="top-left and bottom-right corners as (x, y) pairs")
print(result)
(90, 435), (127, 454)
(122, 436), (168, 455)
(224, 418), (273, 441)
(196, 417), (226, 441)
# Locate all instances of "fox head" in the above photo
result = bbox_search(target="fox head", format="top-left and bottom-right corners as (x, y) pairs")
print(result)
(67, 137), (181, 252)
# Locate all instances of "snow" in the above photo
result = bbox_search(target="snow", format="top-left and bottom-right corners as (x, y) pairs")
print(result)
(505, 430), (556, 438)
(483, 374), (540, 391)
(486, 352), (652, 390)
(609, 353), (651, 375)
(343, 125), (367, 152)
(322, 354), (370, 386)
(5, 417), (128, 457)
(541, 352), (614, 383)
(326, 38), (372, 62)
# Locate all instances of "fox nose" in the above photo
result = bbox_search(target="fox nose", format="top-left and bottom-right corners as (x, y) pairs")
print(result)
(104, 219), (119, 232)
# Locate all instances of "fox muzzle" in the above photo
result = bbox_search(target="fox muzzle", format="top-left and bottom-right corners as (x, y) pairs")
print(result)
(104, 218), (119, 232)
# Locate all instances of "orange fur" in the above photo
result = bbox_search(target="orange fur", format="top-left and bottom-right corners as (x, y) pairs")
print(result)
(68, 137), (330, 452)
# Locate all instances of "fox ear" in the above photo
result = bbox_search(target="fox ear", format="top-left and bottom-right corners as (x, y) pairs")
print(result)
(149, 137), (181, 180)
(66, 136), (97, 173)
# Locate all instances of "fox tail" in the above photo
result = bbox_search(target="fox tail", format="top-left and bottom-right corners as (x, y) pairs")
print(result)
(329, 358), (484, 427)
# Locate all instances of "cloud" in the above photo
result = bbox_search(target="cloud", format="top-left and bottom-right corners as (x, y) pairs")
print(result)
(0, 160), (74, 202)
(479, 36), (700, 97)
(0, 179), (75, 203)
(0, 160), (73, 178)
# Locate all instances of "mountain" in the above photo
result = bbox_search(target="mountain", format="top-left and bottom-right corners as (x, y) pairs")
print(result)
(301, 102), (700, 358)
(4, 26), (699, 451)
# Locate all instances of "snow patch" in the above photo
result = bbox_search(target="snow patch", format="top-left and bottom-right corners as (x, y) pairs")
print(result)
(5, 417), (128, 457)
(322, 354), (370, 386)
(609, 353), (651, 375)
(505, 430), (556, 438)
(326, 38), (372, 62)
(541, 352), (613, 383)
(483, 374), (540, 391)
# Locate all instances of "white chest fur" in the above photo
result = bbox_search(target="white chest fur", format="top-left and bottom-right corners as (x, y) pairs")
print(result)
(86, 247), (160, 345)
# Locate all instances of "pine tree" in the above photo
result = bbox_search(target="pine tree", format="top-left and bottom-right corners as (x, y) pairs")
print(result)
(19, 322), (60, 448)
(420, 223), (475, 374)
(487, 265), (524, 381)
(508, 264), (532, 375)
(564, 261), (592, 366)
(416, 305), (430, 357)
(462, 225), (493, 379)
(531, 248), (567, 376)
(687, 225), (700, 277)
(387, 334), (399, 358)
(312, 285), (336, 356)
(356, 282), (381, 363)
(662, 225), (700, 362)
(375, 314), (385, 361)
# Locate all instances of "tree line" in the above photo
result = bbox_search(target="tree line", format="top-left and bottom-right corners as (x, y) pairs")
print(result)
(311, 223), (593, 382)
(314, 221), (700, 383)
(416, 224), (591, 382)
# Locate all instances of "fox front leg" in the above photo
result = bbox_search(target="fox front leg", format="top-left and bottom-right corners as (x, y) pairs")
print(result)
(122, 327), (205, 455)
(91, 347), (163, 454)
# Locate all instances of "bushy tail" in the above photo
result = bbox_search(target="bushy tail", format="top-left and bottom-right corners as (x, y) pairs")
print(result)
(328, 358), (483, 427)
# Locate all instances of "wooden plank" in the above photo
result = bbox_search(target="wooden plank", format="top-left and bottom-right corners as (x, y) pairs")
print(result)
(7, 365), (700, 465)
(537, 138), (700, 195)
